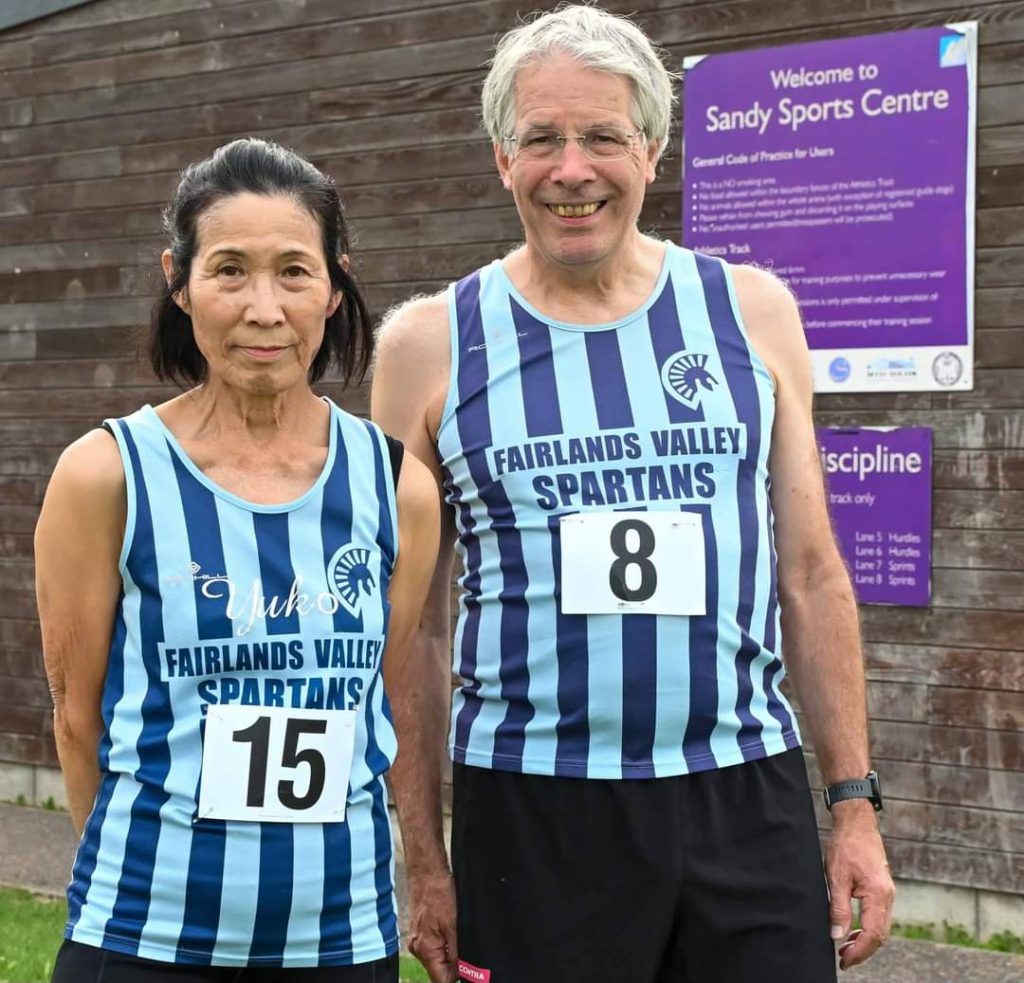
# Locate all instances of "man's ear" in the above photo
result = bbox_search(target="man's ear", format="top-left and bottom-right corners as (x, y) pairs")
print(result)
(494, 143), (514, 192)
(161, 249), (190, 314)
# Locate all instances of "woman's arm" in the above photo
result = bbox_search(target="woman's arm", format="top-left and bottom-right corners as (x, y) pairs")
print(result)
(35, 429), (126, 835)
(382, 449), (441, 697)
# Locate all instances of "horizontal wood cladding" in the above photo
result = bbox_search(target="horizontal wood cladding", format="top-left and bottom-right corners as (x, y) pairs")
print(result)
(2, 0), (1021, 898)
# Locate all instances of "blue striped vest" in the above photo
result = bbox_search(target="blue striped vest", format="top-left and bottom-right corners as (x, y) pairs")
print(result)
(437, 244), (801, 780)
(66, 400), (399, 966)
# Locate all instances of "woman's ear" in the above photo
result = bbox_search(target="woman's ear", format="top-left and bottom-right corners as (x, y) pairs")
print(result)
(339, 253), (350, 272)
(161, 249), (190, 314)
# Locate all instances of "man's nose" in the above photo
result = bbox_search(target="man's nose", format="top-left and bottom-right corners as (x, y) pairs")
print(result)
(549, 139), (597, 185)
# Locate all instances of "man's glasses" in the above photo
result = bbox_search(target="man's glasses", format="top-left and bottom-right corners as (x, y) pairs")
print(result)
(505, 126), (646, 162)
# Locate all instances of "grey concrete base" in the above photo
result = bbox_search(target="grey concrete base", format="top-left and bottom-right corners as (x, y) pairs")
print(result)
(0, 801), (77, 899)
(0, 761), (68, 811)
(893, 877), (1024, 943)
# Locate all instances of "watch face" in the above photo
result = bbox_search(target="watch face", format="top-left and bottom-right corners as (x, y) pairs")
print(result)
(932, 351), (963, 386)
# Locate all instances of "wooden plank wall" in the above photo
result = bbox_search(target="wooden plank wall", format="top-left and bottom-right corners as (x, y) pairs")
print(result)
(1, 0), (1021, 895)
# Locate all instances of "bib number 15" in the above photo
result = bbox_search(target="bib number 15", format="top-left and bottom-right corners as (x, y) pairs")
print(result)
(197, 705), (356, 823)
(559, 512), (706, 617)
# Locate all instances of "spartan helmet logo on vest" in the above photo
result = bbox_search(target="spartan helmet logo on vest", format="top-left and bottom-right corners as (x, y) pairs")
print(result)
(327, 545), (377, 617)
(661, 351), (719, 407)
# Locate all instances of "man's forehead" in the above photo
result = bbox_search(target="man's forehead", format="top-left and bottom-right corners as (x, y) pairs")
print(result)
(511, 54), (634, 118)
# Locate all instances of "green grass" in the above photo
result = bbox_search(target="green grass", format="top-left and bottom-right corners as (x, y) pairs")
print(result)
(0, 887), (65, 983)
(398, 955), (432, 981)
(892, 921), (1024, 955)
(0, 886), (433, 982)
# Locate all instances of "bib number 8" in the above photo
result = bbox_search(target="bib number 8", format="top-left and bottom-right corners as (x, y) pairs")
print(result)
(608, 519), (658, 602)
(558, 511), (705, 616)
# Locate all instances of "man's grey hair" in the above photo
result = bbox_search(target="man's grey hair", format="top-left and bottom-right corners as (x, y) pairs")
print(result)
(481, 4), (677, 159)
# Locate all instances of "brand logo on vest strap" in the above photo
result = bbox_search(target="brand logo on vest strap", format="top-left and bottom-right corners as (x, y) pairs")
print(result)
(661, 350), (719, 407)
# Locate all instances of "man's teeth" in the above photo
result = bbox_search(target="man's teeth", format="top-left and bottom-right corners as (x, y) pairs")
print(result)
(551, 202), (600, 217)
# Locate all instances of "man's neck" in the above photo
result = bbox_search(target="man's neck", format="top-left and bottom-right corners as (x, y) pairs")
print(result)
(502, 234), (667, 325)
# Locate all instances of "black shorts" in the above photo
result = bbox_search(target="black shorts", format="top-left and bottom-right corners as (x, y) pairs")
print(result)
(51, 940), (398, 983)
(452, 748), (836, 983)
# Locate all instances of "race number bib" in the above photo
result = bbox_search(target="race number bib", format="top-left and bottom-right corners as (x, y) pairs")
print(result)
(559, 512), (706, 616)
(197, 705), (356, 823)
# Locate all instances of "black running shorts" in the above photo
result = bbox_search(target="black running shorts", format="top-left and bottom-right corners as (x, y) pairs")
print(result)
(51, 940), (398, 982)
(452, 748), (837, 983)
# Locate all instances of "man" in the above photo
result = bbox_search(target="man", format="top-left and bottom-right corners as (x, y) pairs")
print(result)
(373, 7), (894, 982)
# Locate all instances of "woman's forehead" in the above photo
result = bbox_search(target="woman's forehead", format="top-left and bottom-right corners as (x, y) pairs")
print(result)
(196, 192), (321, 251)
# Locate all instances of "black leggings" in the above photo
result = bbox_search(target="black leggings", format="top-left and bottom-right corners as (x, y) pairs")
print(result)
(51, 940), (399, 982)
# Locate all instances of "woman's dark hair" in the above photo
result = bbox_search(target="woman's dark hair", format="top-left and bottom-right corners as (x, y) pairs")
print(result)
(150, 138), (372, 386)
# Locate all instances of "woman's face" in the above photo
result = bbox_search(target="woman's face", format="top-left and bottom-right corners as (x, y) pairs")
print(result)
(164, 192), (342, 396)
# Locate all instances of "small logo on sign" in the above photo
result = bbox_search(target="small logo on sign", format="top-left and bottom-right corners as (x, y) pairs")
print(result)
(661, 351), (718, 407)
(458, 960), (491, 982)
(932, 351), (963, 387)
(326, 545), (377, 617)
(829, 357), (852, 383)
(867, 356), (917, 380)
(939, 35), (968, 67)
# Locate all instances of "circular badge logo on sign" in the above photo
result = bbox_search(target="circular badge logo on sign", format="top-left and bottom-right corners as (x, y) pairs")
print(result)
(932, 351), (963, 387)
(829, 357), (852, 383)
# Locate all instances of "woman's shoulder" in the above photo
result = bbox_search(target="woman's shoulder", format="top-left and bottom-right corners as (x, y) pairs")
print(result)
(41, 427), (127, 538)
(53, 427), (126, 493)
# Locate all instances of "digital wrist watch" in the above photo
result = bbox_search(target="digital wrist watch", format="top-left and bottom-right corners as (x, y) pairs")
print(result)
(822, 770), (883, 812)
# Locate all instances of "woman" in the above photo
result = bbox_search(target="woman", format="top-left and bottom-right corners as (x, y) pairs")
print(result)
(35, 138), (438, 981)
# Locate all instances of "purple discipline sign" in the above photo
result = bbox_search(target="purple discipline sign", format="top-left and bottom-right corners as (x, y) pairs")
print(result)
(818, 427), (932, 606)
(683, 26), (977, 393)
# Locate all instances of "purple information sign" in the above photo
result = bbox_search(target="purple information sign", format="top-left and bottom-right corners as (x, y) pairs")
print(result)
(683, 26), (976, 393)
(818, 427), (932, 606)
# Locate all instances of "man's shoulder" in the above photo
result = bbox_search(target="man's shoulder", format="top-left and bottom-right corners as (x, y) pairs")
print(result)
(726, 262), (811, 393)
(728, 262), (805, 350)
(372, 290), (452, 437)
(727, 262), (797, 313)
(376, 290), (450, 358)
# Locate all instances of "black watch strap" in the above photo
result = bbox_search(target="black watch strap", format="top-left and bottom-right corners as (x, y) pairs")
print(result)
(823, 771), (882, 811)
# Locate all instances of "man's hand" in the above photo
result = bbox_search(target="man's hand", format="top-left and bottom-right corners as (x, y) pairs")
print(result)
(825, 803), (895, 970)
(407, 868), (458, 983)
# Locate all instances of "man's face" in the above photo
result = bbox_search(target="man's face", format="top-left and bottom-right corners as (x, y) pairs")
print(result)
(495, 53), (659, 271)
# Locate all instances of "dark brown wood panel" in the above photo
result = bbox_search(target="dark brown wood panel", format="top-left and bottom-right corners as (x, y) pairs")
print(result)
(865, 642), (1024, 690)
(868, 719), (1024, 771)
(932, 528), (1024, 567)
(934, 451), (1024, 491)
(860, 606), (1024, 652)
(882, 837), (1023, 894)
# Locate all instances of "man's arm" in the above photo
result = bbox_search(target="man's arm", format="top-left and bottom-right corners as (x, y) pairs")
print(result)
(734, 264), (895, 971)
(372, 293), (458, 983)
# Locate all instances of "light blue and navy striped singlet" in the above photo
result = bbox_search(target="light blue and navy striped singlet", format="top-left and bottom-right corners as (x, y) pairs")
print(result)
(66, 399), (399, 967)
(437, 243), (801, 780)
